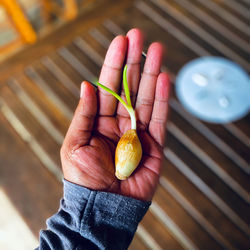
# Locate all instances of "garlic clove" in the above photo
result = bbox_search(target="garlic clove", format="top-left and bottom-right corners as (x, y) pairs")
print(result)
(115, 129), (142, 180)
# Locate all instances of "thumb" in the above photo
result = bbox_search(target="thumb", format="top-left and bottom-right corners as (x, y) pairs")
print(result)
(63, 81), (97, 150)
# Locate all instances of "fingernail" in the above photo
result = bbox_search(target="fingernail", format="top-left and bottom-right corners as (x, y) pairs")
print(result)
(80, 82), (85, 98)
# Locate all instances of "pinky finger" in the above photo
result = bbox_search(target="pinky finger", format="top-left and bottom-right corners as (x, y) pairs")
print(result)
(148, 72), (171, 147)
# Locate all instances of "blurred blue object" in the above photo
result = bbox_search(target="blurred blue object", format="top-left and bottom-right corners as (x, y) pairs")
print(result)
(175, 57), (250, 123)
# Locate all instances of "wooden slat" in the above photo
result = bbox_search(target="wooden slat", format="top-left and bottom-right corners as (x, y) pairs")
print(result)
(166, 132), (249, 222)
(7, 78), (64, 145)
(24, 66), (74, 120)
(169, 105), (250, 190)
(89, 24), (121, 49)
(43, 52), (83, 88)
(40, 56), (80, 98)
(140, 210), (182, 249)
(163, 151), (250, 248)
(74, 35), (105, 68)
(169, 99), (250, 175)
(204, 122), (250, 164)
(224, 122), (250, 147)
(29, 62), (78, 111)
(153, 185), (221, 249)
(12, 74), (70, 135)
(88, 26), (114, 52)
(159, 176), (233, 250)
(0, 86), (62, 171)
(129, 234), (149, 250)
(0, 111), (62, 236)
(167, 121), (250, 201)
(57, 46), (96, 81)
(172, 0), (250, 55)
(194, 0), (250, 39)
(215, 0), (250, 19)
(66, 42), (101, 78)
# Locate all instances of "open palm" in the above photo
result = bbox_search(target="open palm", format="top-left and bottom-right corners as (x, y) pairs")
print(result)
(61, 29), (170, 201)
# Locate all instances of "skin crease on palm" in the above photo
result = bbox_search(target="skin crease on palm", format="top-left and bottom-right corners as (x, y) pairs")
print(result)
(60, 28), (171, 202)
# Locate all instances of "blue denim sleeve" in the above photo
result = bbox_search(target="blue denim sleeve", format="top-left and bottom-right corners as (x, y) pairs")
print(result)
(36, 179), (151, 250)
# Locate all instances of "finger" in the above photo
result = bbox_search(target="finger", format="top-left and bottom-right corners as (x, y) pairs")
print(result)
(63, 81), (97, 150)
(149, 73), (171, 147)
(117, 28), (144, 118)
(98, 35), (127, 116)
(135, 42), (164, 129)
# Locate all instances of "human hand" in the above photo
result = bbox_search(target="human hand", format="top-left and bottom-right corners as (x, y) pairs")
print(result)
(60, 29), (170, 201)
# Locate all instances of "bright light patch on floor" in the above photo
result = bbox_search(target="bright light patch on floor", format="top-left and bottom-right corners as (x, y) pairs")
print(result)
(0, 188), (38, 250)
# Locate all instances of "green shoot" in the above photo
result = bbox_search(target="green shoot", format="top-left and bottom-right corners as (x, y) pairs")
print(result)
(123, 65), (132, 107)
(93, 65), (136, 130)
(93, 81), (127, 108)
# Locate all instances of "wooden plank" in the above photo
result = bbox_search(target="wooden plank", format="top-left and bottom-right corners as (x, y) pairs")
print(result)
(24, 65), (74, 120)
(0, 111), (62, 236)
(14, 74), (70, 136)
(153, 185), (221, 249)
(159, 176), (233, 249)
(40, 55), (81, 98)
(0, 86), (62, 169)
(204, 122), (250, 164)
(224, 121), (250, 147)
(75, 34), (106, 68)
(162, 152), (250, 248)
(169, 99), (250, 176)
(138, 0), (224, 57)
(57, 46), (96, 81)
(140, 210), (183, 249)
(60, 43), (100, 81)
(88, 25), (119, 49)
(165, 132), (250, 221)
(212, 0), (250, 20)
(171, 0), (250, 55)
(169, 109), (250, 192)
(31, 62), (78, 111)
(193, 0), (250, 41)
(46, 52), (84, 86)
(129, 234), (149, 250)
(7, 78), (64, 145)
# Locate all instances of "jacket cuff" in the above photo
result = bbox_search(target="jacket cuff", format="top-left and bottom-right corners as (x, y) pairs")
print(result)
(63, 179), (151, 233)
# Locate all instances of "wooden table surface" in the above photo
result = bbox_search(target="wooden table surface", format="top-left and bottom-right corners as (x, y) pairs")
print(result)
(0, 0), (249, 249)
